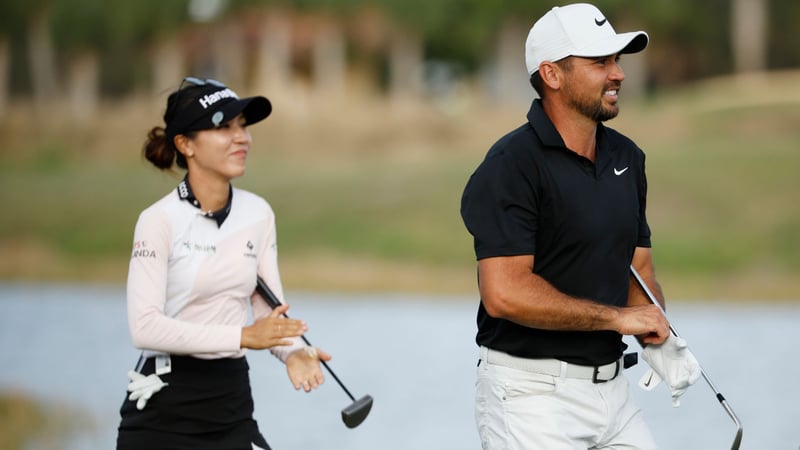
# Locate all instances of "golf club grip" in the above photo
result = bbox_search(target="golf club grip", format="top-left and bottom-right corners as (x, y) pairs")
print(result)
(254, 276), (357, 402)
(254, 277), (312, 346)
(254, 276), (287, 311)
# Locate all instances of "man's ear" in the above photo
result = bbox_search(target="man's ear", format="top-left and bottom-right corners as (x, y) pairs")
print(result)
(539, 61), (561, 91)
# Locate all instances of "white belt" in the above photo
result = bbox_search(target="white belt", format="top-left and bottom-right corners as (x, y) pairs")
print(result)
(135, 352), (172, 375)
(480, 346), (622, 383)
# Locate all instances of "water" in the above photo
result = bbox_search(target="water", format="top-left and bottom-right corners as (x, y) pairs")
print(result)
(1, 283), (798, 449)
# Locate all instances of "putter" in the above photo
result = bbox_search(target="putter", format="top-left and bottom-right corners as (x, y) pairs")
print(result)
(255, 277), (373, 428)
(630, 266), (743, 450)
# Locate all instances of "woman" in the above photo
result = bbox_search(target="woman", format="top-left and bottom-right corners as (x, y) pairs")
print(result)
(117, 77), (331, 450)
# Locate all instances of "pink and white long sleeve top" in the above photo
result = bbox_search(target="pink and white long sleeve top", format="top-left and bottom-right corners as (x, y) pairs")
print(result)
(126, 181), (303, 361)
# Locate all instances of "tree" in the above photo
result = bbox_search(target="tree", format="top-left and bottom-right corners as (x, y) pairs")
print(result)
(731, 0), (768, 73)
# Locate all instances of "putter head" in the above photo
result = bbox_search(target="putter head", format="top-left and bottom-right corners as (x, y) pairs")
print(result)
(341, 395), (373, 428)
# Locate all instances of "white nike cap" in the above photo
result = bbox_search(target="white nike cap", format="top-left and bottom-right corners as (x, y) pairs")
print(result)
(525, 3), (649, 75)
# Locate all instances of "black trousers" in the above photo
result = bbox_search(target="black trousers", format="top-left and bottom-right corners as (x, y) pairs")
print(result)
(117, 355), (271, 450)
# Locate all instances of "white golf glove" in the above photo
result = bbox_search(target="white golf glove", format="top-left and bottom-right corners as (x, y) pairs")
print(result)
(639, 334), (701, 407)
(127, 370), (168, 410)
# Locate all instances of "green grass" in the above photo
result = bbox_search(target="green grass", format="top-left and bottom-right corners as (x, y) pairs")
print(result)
(1, 73), (799, 298)
(245, 157), (475, 264)
(640, 103), (800, 275)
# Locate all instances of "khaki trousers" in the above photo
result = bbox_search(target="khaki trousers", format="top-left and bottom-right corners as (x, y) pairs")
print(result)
(475, 350), (658, 450)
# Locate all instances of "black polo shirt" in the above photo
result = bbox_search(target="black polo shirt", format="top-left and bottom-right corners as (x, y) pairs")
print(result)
(460, 99), (651, 366)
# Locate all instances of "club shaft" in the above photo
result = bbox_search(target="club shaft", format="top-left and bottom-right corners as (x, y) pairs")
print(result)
(255, 277), (357, 402)
(630, 266), (742, 450)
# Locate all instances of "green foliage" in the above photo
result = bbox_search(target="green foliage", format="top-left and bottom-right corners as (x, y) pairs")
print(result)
(2, 0), (795, 96)
(11, 0), (189, 53)
(770, 0), (800, 69)
(0, 0), (38, 35)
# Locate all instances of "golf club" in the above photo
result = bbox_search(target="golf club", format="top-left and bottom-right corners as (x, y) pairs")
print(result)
(255, 276), (373, 428)
(630, 265), (743, 450)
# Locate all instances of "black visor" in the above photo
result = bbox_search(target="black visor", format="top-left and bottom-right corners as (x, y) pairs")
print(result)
(165, 79), (272, 141)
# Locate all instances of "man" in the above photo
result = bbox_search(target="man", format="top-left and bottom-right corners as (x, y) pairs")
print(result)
(460, 4), (700, 449)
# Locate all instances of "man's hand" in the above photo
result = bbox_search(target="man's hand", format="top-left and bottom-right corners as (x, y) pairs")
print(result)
(615, 304), (671, 345)
(639, 334), (701, 406)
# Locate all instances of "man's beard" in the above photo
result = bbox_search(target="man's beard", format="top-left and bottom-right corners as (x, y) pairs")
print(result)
(564, 82), (620, 122)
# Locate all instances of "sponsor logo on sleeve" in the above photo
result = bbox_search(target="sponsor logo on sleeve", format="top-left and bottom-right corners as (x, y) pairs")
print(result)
(131, 240), (157, 259)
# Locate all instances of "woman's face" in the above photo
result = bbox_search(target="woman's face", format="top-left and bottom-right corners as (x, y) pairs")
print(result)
(181, 113), (252, 182)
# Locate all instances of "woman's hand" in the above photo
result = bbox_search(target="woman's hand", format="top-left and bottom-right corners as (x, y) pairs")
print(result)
(241, 304), (307, 350)
(286, 346), (332, 392)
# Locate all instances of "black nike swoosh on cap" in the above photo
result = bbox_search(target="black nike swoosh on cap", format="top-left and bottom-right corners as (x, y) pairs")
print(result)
(595, 18), (607, 26)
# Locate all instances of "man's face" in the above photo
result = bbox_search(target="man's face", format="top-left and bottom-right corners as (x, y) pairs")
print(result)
(558, 54), (625, 122)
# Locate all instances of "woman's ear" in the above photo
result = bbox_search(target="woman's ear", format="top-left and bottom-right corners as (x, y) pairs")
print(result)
(174, 134), (194, 158)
